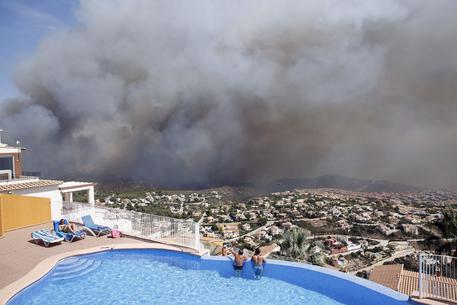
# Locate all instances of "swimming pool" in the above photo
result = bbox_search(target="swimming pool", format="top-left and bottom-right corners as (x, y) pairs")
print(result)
(7, 249), (415, 305)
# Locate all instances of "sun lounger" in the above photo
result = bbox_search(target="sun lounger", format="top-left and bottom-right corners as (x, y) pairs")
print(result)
(53, 220), (86, 242)
(31, 229), (64, 247)
(82, 215), (111, 237)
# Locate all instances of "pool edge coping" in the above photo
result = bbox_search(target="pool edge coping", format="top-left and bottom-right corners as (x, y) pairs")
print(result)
(0, 243), (204, 305)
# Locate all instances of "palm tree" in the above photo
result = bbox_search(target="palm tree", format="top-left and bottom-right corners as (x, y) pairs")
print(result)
(280, 228), (311, 260)
(280, 228), (328, 266)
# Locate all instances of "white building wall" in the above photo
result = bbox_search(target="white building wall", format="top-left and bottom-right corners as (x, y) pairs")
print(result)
(11, 185), (63, 220)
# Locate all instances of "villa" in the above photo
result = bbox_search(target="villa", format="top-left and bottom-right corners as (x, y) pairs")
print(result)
(0, 131), (95, 222)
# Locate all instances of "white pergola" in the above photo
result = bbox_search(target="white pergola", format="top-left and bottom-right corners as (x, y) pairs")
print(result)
(59, 181), (95, 205)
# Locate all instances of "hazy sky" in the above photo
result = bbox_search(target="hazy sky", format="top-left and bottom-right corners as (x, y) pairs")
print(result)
(0, 0), (78, 100)
(1, 0), (457, 189)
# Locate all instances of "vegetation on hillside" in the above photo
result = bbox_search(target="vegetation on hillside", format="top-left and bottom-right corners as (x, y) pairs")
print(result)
(438, 209), (457, 238)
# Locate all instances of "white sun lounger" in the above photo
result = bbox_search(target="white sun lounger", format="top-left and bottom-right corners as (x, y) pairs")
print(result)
(31, 229), (64, 247)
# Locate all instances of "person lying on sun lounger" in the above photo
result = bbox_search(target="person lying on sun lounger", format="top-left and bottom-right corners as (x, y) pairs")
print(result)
(58, 219), (78, 234)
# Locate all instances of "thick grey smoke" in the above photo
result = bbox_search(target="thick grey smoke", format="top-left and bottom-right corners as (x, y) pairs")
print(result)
(2, 0), (457, 189)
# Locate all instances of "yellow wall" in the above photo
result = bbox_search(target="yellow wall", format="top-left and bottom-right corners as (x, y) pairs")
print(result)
(0, 194), (51, 236)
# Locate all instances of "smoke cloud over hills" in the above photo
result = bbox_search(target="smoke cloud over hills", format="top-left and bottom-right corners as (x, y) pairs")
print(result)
(2, 0), (457, 189)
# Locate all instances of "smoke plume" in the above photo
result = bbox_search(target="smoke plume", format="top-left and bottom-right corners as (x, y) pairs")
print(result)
(2, 0), (457, 189)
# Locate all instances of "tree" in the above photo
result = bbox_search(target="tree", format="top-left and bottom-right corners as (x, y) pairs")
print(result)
(258, 217), (268, 226)
(310, 252), (326, 266)
(280, 228), (329, 266)
(280, 228), (310, 260)
(440, 209), (457, 238)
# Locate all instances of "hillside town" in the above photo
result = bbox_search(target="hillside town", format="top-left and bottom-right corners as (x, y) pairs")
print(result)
(97, 187), (457, 275)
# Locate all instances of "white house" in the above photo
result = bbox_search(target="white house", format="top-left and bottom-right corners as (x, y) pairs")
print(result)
(0, 130), (95, 220)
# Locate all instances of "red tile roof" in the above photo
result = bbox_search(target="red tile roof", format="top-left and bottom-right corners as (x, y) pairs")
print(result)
(370, 264), (457, 302)
(369, 264), (403, 290)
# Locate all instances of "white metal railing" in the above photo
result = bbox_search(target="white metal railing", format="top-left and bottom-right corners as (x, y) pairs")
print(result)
(0, 175), (40, 184)
(62, 202), (201, 250)
(419, 253), (457, 302)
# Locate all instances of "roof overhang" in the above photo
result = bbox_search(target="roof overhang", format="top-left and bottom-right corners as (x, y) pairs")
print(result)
(0, 179), (64, 193)
(0, 147), (22, 154)
(59, 181), (95, 193)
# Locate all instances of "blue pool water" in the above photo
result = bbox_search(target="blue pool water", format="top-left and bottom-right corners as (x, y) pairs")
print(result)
(8, 249), (414, 305)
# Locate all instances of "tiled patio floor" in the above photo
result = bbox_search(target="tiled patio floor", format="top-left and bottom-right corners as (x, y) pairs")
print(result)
(0, 222), (147, 288)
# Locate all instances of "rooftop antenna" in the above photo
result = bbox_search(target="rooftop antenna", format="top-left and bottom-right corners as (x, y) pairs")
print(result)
(0, 129), (4, 146)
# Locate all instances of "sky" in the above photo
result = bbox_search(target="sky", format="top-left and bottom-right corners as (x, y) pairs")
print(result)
(1, 1), (457, 190)
(0, 0), (79, 100)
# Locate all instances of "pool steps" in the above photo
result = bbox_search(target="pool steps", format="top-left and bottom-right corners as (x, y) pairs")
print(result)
(50, 257), (102, 281)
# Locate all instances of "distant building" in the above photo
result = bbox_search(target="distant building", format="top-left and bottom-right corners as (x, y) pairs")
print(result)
(281, 222), (293, 230)
(346, 241), (361, 252)
(268, 225), (282, 236)
(216, 222), (240, 235)
(331, 246), (348, 255)
(401, 224), (419, 236)
(241, 223), (251, 231)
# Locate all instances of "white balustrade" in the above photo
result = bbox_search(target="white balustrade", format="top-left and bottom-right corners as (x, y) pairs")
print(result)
(419, 253), (457, 302)
(62, 202), (201, 250)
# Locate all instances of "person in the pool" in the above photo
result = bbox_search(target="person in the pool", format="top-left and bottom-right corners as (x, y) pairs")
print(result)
(231, 248), (247, 277)
(252, 248), (265, 279)
(58, 219), (78, 233)
(221, 244), (228, 256)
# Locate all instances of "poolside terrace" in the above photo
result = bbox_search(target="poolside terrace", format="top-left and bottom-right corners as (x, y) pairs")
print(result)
(0, 223), (158, 289)
(0, 223), (453, 305)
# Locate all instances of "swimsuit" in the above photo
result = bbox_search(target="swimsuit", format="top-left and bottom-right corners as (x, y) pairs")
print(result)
(234, 265), (243, 270)
(252, 256), (264, 277)
(254, 264), (263, 275)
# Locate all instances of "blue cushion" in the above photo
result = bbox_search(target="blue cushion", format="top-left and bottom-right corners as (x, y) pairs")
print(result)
(53, 220), (85, 241)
